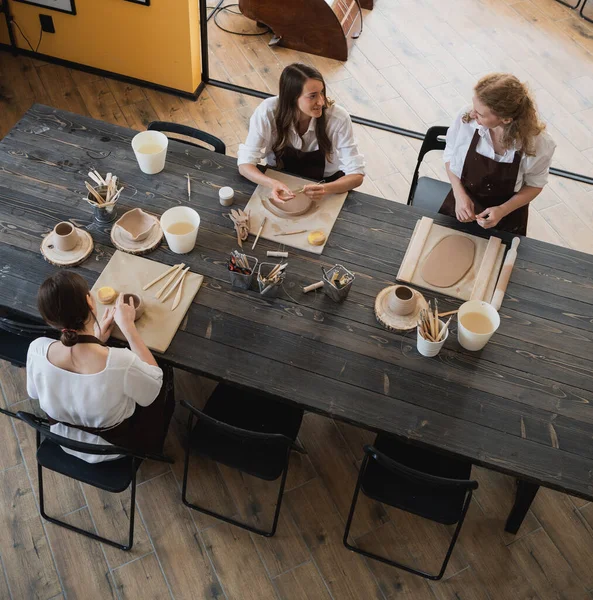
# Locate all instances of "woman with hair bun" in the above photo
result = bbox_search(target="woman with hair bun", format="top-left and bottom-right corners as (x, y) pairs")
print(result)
(26, 270), (174, 463)
(238, 62), (365, 203)
(442, 73), (556, 235)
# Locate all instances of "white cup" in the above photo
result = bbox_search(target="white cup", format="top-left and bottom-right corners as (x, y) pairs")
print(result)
(160, 206), (201, 254)
(131, 131), (168, 174)
(417, 319), (448, 357)
(457, 300), (500, 351)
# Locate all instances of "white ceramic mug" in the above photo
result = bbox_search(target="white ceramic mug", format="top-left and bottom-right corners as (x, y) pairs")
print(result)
(417, 319), (448, 357)
(53, 222), (78, 252)
(457, 300), (500, 351)
(160, 206), (201, 254)
(131, 131), (168, 175)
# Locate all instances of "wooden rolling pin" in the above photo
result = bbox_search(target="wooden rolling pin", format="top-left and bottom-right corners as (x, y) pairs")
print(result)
(491, 237), (520, 310)
(267, 251), (288, 258)
(303, 281), (324, 293)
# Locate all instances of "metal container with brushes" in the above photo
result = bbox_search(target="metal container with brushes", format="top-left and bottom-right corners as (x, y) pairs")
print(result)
(258, 262), (286, 298)
(228, 251), (257, 290)
(323, 264), (354, 303)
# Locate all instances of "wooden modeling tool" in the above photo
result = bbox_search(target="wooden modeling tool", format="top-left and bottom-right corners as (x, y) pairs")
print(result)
(274, 230), (308, 237)
(161, 267), (190, 303)
(252, 216), (267, 250)
(186, 174), (191, 201)
(143, 263), (184, 291)
(491, 237), (520, 311)
(155, 264), (184, 299)
(171, 269), (188, 311)
(438, 310), (458, 318)
(303, 281), (324, 293)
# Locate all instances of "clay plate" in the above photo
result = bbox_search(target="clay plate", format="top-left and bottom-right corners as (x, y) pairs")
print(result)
(266, 193), (313, 218)
(115, 208), (158, 242)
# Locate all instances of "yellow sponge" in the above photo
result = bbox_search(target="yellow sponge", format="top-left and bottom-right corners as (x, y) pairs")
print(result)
(97, 286), (117, 304)
(307, 230), (326, 246)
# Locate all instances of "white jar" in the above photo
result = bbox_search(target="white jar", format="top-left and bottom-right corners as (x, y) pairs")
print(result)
(219, 186), (234, 207)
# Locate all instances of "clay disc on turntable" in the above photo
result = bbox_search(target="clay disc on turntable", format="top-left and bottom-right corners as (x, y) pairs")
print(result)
(40, 229), (94, 267)
(375, 285), (428, 331)
(111, 220), (163, 255)
(264, 193), (313, 219)
(420, 235), (475, 288)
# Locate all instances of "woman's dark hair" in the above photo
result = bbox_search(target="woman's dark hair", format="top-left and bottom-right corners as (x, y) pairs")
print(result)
(38, 271), (92, 347)
(273, 63), (333, 161)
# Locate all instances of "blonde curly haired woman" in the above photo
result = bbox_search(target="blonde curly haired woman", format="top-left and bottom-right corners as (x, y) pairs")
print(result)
(441, 73), (556, 235)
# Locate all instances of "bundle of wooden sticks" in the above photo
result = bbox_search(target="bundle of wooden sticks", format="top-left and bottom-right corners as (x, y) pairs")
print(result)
(258, 262), (287, 294)
(85, 170), (124, 207)
(418, 299), (451, 343)
(142, 263), (189, 311)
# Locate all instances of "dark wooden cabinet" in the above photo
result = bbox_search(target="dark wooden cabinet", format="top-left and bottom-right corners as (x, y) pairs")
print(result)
(239, 0), (371, 61)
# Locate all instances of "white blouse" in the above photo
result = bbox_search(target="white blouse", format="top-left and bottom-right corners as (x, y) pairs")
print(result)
(443, 107), (556, 191)
(237, 96), (365, 177)
(26, 337), (163, 463)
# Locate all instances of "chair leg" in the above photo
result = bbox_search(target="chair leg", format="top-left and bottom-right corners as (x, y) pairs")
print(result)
(182, 417), (290, 537)
(37, 457), (138, 551)
(343, 456), (471, 581)
(580, 0), (592, 22)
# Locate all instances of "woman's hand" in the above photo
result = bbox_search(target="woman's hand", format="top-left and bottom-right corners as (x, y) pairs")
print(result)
(454, 192), (476, 223)
(114, 294), (137, 336)
(271, 182), (295, 203)
(303, 184), (326, 201)
(476, 205), (506, 229)
(94, 306), (115, 343)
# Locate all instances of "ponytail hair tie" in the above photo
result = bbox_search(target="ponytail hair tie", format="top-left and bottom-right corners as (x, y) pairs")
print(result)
(61, 328), (77, 333)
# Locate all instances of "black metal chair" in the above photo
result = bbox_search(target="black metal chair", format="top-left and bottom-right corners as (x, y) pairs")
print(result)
(343, 434), (477, 580)
(8, 410), (173, 551)
(181, 384), (305, 537)
(407, 125), (451, 212)
(580, 0), (592, 22)
(0, 314), (58, 367)
(147, 121), (226, 154)
(556, 0), (582, 9)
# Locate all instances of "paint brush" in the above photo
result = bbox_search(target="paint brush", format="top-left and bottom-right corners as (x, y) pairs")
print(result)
(252, 216), (267, 250)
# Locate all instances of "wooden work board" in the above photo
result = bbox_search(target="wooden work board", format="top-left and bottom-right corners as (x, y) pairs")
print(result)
(243, 170), (348, 255)
(396, 217), (505, 302)
(90, 251), (204, 353)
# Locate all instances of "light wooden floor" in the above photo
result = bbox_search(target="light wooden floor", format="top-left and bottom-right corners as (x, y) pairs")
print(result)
(1, 0), (593, 599)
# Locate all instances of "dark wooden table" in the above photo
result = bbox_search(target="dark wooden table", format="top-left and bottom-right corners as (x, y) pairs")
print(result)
(2, 105), (593, 533)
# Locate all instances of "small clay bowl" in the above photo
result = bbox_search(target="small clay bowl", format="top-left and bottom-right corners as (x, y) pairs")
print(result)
(269, 193), (313, 217)
(387, 285), (417, 316)
(122, 293), (144, 321)
(115, 208), (157, 243)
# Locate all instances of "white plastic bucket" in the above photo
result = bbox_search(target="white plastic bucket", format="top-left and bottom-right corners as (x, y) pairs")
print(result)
(160, 206), (201, 254)
(131, 131), (168, 174)
(457, 300), (500, 351)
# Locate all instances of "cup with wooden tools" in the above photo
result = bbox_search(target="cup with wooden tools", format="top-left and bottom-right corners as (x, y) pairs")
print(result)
(85, 170), (123, 223)
(417, 299), (450, 357)
(257, 262), (287, 298)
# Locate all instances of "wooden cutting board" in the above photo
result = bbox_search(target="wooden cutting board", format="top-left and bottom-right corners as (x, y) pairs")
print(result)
(243, 170), (348, 255)
(396, 217), (505, 302)
(90, 251), (203, 353)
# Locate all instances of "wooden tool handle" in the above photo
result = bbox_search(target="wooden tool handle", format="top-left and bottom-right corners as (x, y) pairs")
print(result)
(303, 281), (324, 293)
(491, 237), (520, 310)
(267, 251), (288, 258)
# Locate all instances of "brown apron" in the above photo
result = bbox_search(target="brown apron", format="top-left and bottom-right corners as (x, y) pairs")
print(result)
(47, 336), (175, 456)
(439, 129), (527, 235)
(277, 146), (344, 183)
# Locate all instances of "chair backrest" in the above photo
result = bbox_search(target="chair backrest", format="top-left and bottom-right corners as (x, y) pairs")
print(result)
(147, 121), (226, 154)
(181, 400), (298, 455)
(363, 444), (478, 491)
(0, 315), (57, 339)
(407, 125), (449, 206)
(15, 411), (173, 464)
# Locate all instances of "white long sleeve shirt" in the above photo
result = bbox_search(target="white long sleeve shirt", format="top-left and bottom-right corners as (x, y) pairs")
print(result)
(26, 337), (163, 463)
(443, 107), (556, 191)
(237, 96), (365, 177)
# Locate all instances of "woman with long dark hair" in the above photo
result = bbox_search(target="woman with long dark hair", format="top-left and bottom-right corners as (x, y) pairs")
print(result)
(442, 73), (556, 235)
(238, 63), (365, 203)
(26, 271), (174, 462)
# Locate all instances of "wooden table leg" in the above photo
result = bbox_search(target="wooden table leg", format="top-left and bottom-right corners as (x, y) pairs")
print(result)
(505, 479), (539, 534)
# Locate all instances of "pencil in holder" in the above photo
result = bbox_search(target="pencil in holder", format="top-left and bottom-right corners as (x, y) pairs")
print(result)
(258, 262), (286, 298)
(322, 264), (354, 303)
(228, 252), (257, 290)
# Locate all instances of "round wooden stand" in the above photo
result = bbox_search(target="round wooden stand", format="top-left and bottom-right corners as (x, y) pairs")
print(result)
(40, 229), (94, 267)
(111, 223), (163, 255)
(375, 285), (428, 332)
